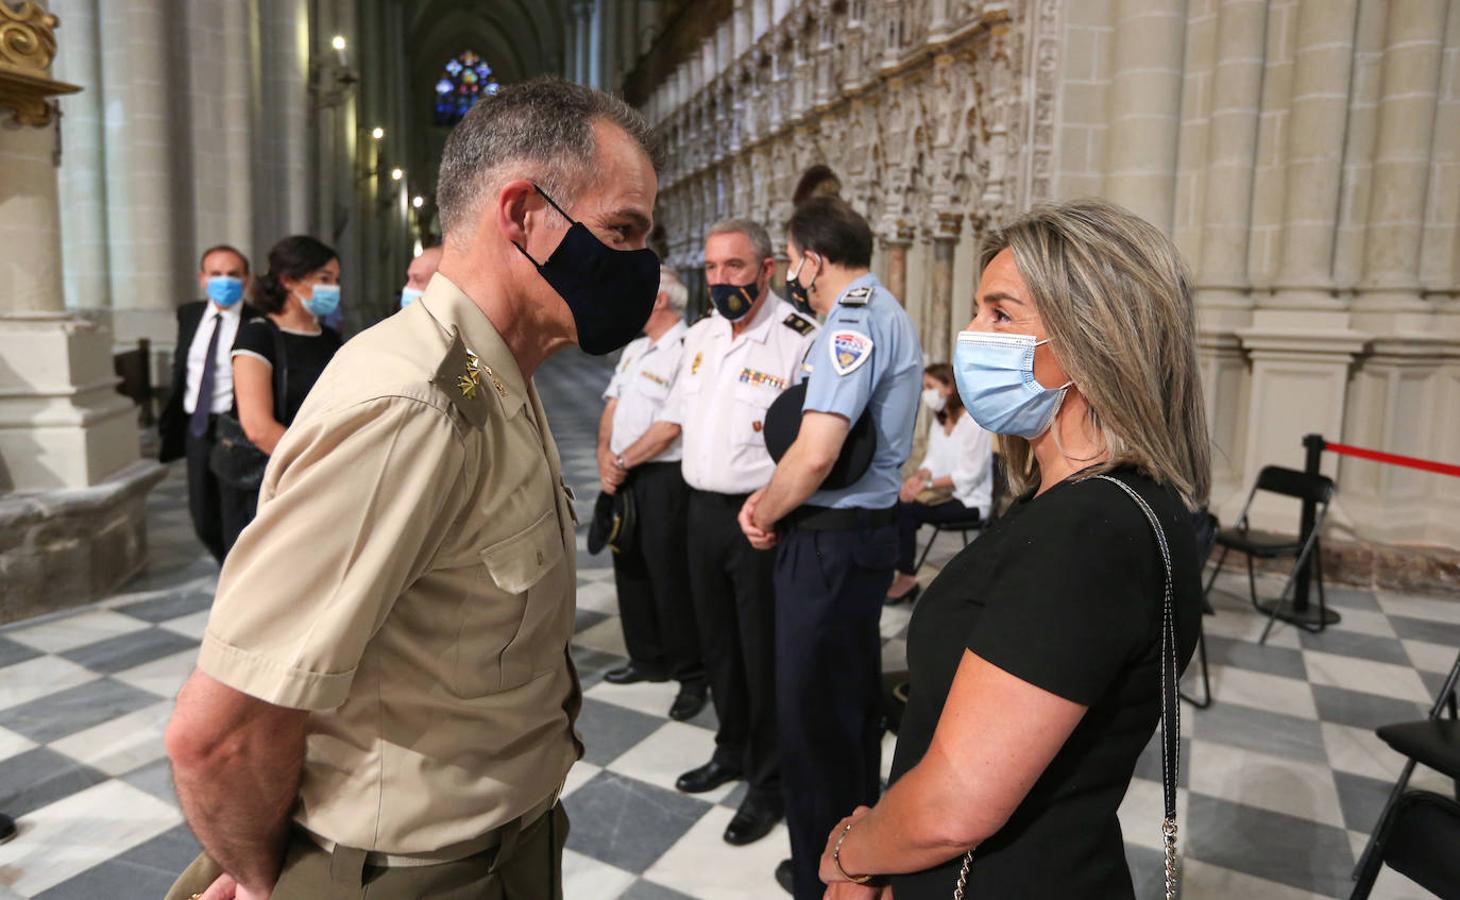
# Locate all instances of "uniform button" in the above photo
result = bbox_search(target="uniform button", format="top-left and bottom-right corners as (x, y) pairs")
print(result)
(752, 421), (763, 433)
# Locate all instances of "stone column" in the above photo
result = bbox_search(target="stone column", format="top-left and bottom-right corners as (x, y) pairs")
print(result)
(100, 0), (186, 358)
(1267, 0), (1360, 310)
(1353, 0), (1449, 327)
(926, 213), (962, 365)
(881, 228), (914, 305)
(51, 0), (111, 317)
(1102, 0), (1187, 233)
(0, 2), (164, 620)
(1194, 0), (1267, 322)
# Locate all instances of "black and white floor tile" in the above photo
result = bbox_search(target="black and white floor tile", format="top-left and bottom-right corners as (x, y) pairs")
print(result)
(0, 350), (1452, 898)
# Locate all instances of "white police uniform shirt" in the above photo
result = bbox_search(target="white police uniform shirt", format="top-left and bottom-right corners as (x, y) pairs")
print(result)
(664, 293), (818, 496)
(184, 302), (244, 415)
(799, 273), (923, 509)
(602, 320), (687, 462)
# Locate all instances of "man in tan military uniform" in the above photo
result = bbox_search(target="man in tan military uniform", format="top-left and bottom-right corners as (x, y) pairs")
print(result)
(164, 78), (663, 900)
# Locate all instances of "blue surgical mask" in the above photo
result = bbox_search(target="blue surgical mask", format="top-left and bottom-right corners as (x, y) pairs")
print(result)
(400, 286), (422, 308)
(301, 284), (340, 318)
(206, 276), (244, 308)
(953, 330), (1072, 438)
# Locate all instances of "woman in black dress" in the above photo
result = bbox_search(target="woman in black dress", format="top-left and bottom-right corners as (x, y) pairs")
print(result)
(221, 235), (343, 552)
(817, 199), (1209, 899)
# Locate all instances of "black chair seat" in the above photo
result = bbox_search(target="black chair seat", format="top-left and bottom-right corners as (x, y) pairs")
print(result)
(1377, 719), (1460, 780)
(1214, 530), (1303, 558)
(1379, 792), (1460, 900)
(938, 512), (983, 530)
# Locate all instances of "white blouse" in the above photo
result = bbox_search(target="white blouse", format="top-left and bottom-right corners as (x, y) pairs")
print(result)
(919, 411), (994, 518)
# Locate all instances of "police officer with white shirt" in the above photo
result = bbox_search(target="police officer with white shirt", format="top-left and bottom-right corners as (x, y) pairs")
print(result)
(738, 196), (923, 898)
(595, 267), (708, 722)
(641, 219), (818, 847)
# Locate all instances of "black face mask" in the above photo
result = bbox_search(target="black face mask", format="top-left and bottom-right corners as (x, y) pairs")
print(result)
(785, 253), (818, 317)
(709, 279), (759, 321)
(512, 184), (660, 356)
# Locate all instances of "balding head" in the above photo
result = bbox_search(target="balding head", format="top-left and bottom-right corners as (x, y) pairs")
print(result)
(406, 246), (443, 291)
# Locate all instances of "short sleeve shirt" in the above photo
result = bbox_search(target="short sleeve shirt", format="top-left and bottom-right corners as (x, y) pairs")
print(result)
(200, 274), (581, 860)
(231, 319), (343, 425)
(800, 274), (923, 509)
(889, 468), (1203, 899)
(603, 321), (687, 461)
(664, 294), (818, 495)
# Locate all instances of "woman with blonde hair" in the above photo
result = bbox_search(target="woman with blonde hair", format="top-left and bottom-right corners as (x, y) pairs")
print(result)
(818, 198), (1209, 899)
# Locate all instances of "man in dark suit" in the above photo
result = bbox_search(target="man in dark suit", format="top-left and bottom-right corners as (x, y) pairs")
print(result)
(159, 245), (256, 562)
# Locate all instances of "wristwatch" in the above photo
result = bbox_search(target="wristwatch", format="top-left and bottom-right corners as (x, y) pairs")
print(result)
(924, 477), (934, 491)
(616, 454), (628, 470)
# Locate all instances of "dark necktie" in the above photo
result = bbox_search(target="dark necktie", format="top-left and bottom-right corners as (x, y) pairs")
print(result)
(189, 313), (222, 438)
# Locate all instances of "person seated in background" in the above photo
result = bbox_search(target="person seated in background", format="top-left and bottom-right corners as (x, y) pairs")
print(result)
(398, 244), (443, 309)
(885, 362), (992, 605)
(222, 235), (343, 552)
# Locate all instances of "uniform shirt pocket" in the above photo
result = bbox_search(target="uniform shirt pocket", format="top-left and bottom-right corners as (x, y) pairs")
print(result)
(731, 380), (779, 447)
(456, 508), (567, 696)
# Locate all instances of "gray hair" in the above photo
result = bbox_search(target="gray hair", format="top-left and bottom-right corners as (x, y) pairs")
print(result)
(659, 266), (688, 313)
(707, 218), (773, 264)
(437, 77), (662, 241)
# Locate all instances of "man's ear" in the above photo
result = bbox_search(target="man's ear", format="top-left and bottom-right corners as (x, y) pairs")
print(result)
(495, 179), (538, 251)
(653, 292), (669, 312)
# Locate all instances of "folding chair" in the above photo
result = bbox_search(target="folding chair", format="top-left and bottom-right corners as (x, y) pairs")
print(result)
(1202, 465), (1335, 644)
(912, 453), (1007, 573)
(1350, 649), (1460, 898)
(1182, 509), (1219, 709)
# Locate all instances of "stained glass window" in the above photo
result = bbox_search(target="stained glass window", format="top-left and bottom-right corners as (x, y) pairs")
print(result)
(434, 50), (499, 126)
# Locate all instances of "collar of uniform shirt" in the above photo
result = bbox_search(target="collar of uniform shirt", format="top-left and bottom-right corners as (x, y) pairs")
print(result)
(718, 290), (781, 344)
(650, 318), (687, 350)
(418, 272), (530, 418)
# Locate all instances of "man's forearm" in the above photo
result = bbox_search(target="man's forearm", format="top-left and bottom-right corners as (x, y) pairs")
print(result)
(621, 421), (681, 468)
(754, 442), (833, 529)
(597, 401), (616, 453)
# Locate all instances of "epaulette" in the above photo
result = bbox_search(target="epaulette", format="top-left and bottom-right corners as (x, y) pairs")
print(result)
(840, 286), (873, 307)
(782, 313), (816, 336)
(430, 327), (491, 430)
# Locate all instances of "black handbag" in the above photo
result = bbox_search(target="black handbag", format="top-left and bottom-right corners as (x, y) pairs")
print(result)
(209, 320), (288, 491)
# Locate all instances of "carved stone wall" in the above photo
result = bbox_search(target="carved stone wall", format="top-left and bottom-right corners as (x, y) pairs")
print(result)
(646, 0), (1460, 560)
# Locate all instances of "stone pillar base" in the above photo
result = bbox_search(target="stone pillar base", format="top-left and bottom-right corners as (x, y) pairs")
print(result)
(0, 460), (168, 624)
(0, 313), (141, 492)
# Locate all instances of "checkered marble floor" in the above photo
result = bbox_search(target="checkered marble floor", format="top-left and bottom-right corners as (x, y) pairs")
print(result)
(0, 350), (1455, 898)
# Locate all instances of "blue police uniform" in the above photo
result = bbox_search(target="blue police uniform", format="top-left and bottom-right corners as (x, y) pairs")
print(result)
(774, 272), (922, 899)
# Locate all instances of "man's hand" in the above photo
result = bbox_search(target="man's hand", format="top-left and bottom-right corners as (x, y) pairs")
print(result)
(597, 449), (627, 495)
(196, 872), (274, 900)
(898, 474), (922, 504)
(738, 490), (778, 550)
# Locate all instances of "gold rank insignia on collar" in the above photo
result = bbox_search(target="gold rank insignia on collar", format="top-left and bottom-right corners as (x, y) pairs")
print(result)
(691, 351), (704, 375)
(458, 348), (507, 402)
(433, 329), (495, 429)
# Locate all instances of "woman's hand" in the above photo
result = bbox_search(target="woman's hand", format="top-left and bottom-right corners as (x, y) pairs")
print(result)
(820, 805), (874, 884)
(824, 882), (888, 900)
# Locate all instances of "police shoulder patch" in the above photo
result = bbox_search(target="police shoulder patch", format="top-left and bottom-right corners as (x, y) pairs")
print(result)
(829, 330), (874, 376)
(782, 313), (815, 336)
(840, 286), (873, 307)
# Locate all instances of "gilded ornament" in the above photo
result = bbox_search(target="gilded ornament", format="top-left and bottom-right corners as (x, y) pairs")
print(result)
(0, 1), (81, 127)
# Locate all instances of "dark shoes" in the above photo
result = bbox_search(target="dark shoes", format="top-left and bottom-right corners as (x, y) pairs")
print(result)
(724, 794), (782, 846)
(775, 859), (795, 894)
(603, 663), (669, 685)
(0, 813), (15, 846)
(883, 582), (922, 606)
(668, 686), (708, 721)
(675, 759), (742, 794)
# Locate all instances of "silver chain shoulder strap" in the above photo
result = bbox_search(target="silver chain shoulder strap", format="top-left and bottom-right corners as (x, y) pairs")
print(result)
(950, 474), (1180, 900)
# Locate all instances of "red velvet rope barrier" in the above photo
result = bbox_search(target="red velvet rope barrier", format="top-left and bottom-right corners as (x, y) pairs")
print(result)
(1324, 442), (1460, 479)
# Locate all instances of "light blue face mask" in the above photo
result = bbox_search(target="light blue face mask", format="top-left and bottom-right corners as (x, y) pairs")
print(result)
(953, 330), (1072, 439)
(400, 286), (422, 309)
(301, 284), (340, 318)
(206, 276), (244, 308)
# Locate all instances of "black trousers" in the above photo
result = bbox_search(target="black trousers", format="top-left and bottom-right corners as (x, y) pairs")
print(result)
(220, 482), (260, 557)
(896, 499), (978, 574)
(686, 489), (780, 800)
(184, 422), (226, 563)
(775, 520), (897, 900)
(611, 463), (705, 688)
